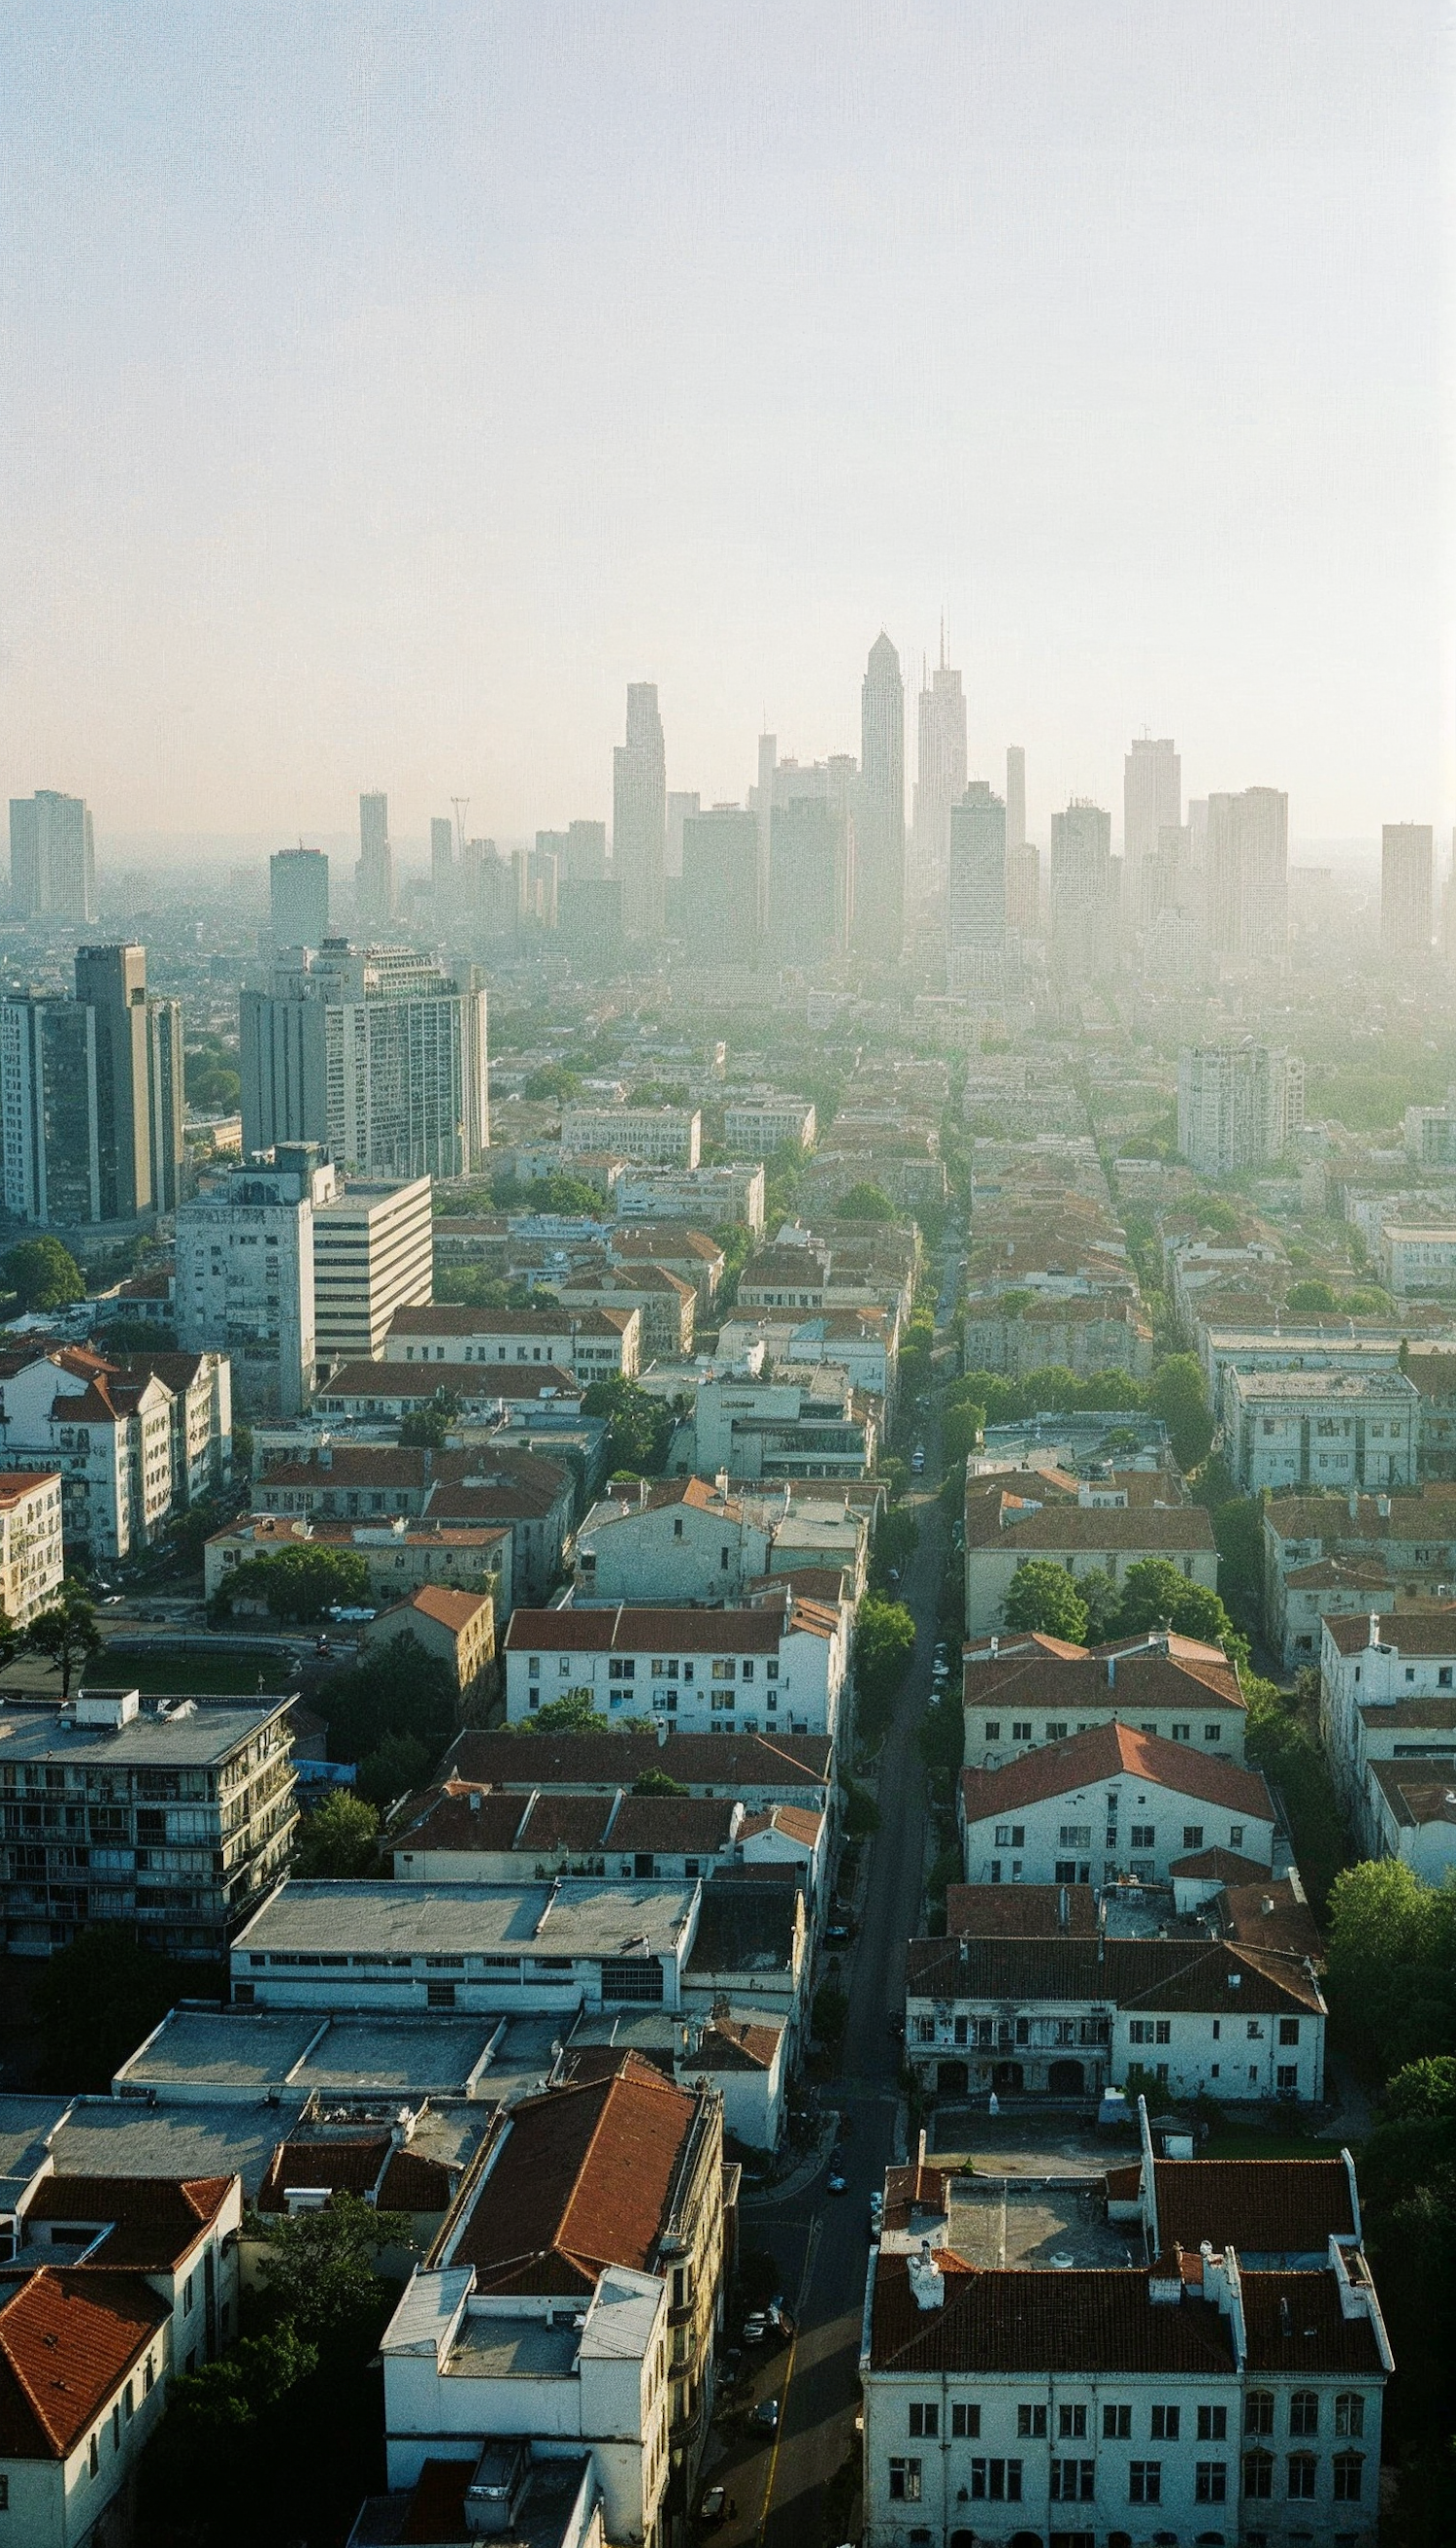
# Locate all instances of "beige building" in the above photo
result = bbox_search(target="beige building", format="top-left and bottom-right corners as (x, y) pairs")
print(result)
(963, 1475), (1218, 1637)
(556, 1264), (695, 1360)
(562, 1104), (702, 1167)
(362, 1581), (496, 1702)
(384, 1300), (640, 1380)
(0, 1468), (64, 1626)
(312, 1171), (433, 1367)
(207, 1510), (512, 1615)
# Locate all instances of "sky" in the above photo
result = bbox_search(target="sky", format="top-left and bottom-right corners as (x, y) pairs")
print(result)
(0, 1), (1450, 860)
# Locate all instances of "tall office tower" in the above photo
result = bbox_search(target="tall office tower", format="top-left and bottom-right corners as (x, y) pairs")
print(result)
(612, 683), (667, 940)
(767, 797), (851, 955)
(1123, 737), (1181, 923)
(1381, 823), (1434, 955)
(146, 996), (186, 1212)
(355, 792), (395, 935)
(681, 808), (760, 967)
(1006, 747), (1027, 859)
(564, 818), (608, 882)
(240, 943), (488, 1179)
(0, 996), (99, 1224)
(666, 791), (700, 882)
(526, 841), (560, 929)
(430, 818), (454, 903)
(313, 1172), (433, 1368)
(1207, 786), (1289, 961)
(270, 846), (330, 949)
(754, 734), (778, 925)
(9, 790), (96, 923)
(1177, 1041), (1303, 1177)
(177, 1143), (338, 1414)
(1007, 842), (1041, 936)
(75, 944), (152, 1222)
(947, 783), (1008, 976)
(911, 637), (967, 905)
(857, 633), (906, 953)
(1049, 800), (1113, 945)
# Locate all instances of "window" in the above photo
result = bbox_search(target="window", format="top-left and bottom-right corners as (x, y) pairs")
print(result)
(1205, 1722), (1223, 1741)
(1057, 2403), (1087, 2438)
(1128, 2019), (1171, 2045)
(1290, 2392), (1319, 2435)
(427, 1982), (456, 2009)
(888, 2461), (921, 2502)
(1335, 2394), (1365, 2438)
(183, 2273), (194, 2313)
(1103, 2404), (1132, 2439)
(1049, 2457), (1094, 2500)
(765, 1660), (778, 1680)
(1129, 2463), (1161, 2503)
(0, 2474), (8, 2508)
(1243, 2448), (1274, 2498)
(1046, 1722), (1069, 1741)
(951, 2402), (980, 2437)
(968, 2461), (1021, 2501)
(1196, 2460), (1229, 2501)
(1198, 2405), (1228, 2440)
(741, 1661), (754, 1683)
(1229, 1823), (1244, 1848)
(1333, 2453), (1365, 2502)
(89, 2433), (100, 2478)
(610, 1658), (636, 1680)
(1287, 2454), (1317, 2499)
(1173, 1722), (1191, 1741)
(1278, 2018), (1301, 2045)
(984, 1721), (1001, 1740)
(527, 1655), (541, 1679)
(1247, 2020), (1263, 2039)
(1183, 1825), (1205, 1849)
(1011, 1721), (1032, 1741)
(1016, 2403), (1047, 2438)
(1130, 1823), (1155, 1849)
(995, 1824), (1026, 1849)
(1058, 1825), (1091, 1849)
(909, 2404), (939, 2437)
(711, 1659), (736, 1681)
(1276, 2064), (1300, 2092)
(1150, 2405), (1179, 2440)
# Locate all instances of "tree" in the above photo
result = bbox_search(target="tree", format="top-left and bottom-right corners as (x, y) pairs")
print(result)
(842, 1781), (881, 1837)
(213, 1542), (370, 1624)
(522, 1063), (582, 1102)
(1147, 1354), (1214, 1471)
(870, 1505), (919, 1592)
(3, 1235), (85, 1312)
(293, 1789), (380, 1876)
(32, 1924), (196, 2091)
(634, 1767), (688, 1796)
(1284, 1278), (1340, 1313)
(318, 1636), (458, 1770)
(24, 1582), (102, 1695)
(1242, 1675), (1350, 1918)
(251, 2191), (412, 2338)
(1324, 1861), (1456, 2069)
(581, 1375), (676, 1476)
(956, 1369), (1027, 1427)
(143, 2323), (320, 2499)
(1076, 1567), (1125, 1644)
(943, 1401), (984, 1472)
(854, 1594), (916, 1742)
(1003, 1560), (1089, 1644)
(399, 1389), (461, 1449)
(105, 1317), (180, 1354)
(517, 1688), (602, 1735)
(812, 1983), (849, 2045)
(1113, 1558), (1245, 1660)
(836, 1182), (895, 1222)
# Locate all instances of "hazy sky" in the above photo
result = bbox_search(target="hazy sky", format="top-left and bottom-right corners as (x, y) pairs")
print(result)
(1, 2), (1450, 855)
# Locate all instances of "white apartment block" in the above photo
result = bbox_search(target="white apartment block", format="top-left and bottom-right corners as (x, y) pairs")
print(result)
(684, 1369), (877, 1481)
(0, 1469), (63, 1625)
(0, 1347), (177, 1563)
(614, 1163), (766, 1234)
(503, 1594), (848, 1740)
(1318, 1610), (1456, 1854)
(312, 1172), (433, 1366)
(1176, 1040), (1303, 1176)
(959, 1723), (1275, 1888)
(1377, 1223), (1456, 1299)
(962, 1489), (1219, 1638)
(385, 1301), (641, 1380)
(573, 1474), (866, 1605)
(962, 1632), (1248, 1771)
(562, 1106), (702, 1168)
(722, 1098), (816, 1154)
(1224, 1369), (1420, 1494)
(178, 1143), (338, 1415)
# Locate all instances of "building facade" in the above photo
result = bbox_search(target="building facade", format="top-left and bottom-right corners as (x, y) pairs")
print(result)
(312, 1172), (433, 1367)
(177, 1144), (338, 1415)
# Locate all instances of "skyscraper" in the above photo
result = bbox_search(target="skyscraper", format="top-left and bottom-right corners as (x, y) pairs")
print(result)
(857, 634), (905, 954)
(9, 791), (96, 924)
(768, 798), (851, 956)
(1381, 823), (1434, 955)
(1177, 1042), (1304, 1177)
(430, 817), (454, 904)
(1050, 800), (1113, 944)
(270, 846), (330, 949)
(681, 808), (759, 967)
(948, 783), (1008, 966)
(75, 943), (151, 1223)
(240, 943), (488, 1179)
(612, 684), (667, 941)
(356, 792), (395, 936)
(666, 790), (700, 882)
(0, 943), (182, 1229)
(754, 734), (778, 928)
(912, 635), (966, 906)
(1006, 747), (1027, 859)
(564, 819), (608, 882)
(1124, 737), (1181, 923)
(1207, 787), (1289, 961)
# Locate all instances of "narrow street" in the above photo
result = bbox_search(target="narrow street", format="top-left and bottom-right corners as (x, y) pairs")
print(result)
(714, 1404), (948, 2548)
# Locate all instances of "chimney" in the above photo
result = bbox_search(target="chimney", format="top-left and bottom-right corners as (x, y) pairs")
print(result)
(639, 1478), (649, 1510)
(1368, 1612), (1380, 1649)
(989, 1635), (998, 1658)
(1058, 1884), (1069, 1933)
(907, 2239), (944, 2312)
(1260, 1895), (1274, 1915)
(1348, 1488), (1359, 1521)
(1107, 1654), (1115, 1688)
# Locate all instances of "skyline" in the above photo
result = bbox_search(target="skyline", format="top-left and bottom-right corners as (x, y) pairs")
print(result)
(1, 2), (1450, 846)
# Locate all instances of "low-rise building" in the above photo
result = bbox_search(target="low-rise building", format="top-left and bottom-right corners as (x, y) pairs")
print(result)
(389, 1783), (745, 1884)
(312, 1358), (585, 1425)
(1407, 1344), (1456, 1476)
(614, 1163), (765, 1235)
(0, 1688), (296, 1959)
(206, 1510), (512, 1618)
(1378, 1222), (1456, 1299)
(252, 1441), (575, 1603)
(723, 1098), (816, 1154)
(562, 1105), (702, 1168)
(0, 1342), (180, 1564)
(1264, 1482), (1456, 1666)
(963, 1479), (1218, 1637)
(573, 1474), (867, 1605)
(177, 1143), (337, 1415)
(554, 1265), (695, 1361)
(0, 1468), (64, 1626)
(962, 1628), (1247, 1770)
(0, 2267), (175, 2539)
(383, 1301), (640, 1381)
(681, 1368), (878, 1481)
(115, 1347), (233, 1506)
(905, 1930), (1326, 2103)
(681, 1876), (808, 2056)
(606, 1225), (727, 1310)
(503, 1593), (848, 1740)
(361, 1584), (496, 1704)
(1366, 1760), (1456, 1880)
(958, 1721), (1276, 1888)
(441, 1727), (833, 1816)
(1318, 1611), (1456, 1850)
(1225, 1367), (1421, 1494)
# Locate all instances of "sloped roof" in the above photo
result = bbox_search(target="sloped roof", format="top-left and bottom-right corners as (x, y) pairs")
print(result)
(738, 1803), (824, 1848)
(21, 2173), (233, 2272)
(0, 2268), (169, 2458)
(446, 2062), (700, 2294)
(502, 1602), (803, 1656)
(870, 2249), (1237, 2376)
(1149, 2157), (1355, 2258)
(1325, 1612), (1456, 1658)
(1369, 1760), (1456, 1828)
(1221, 1878), (1324, 1963)
(445, 1728), (830, 1790)
(943, 1881), (1098, 1939)
(1170, 1846), (1274, 1882)
(964, 1491), (1216, 1553)
(687, 1881), (800, 1975)
(381, 1585), (493, 1635)
(689, 2017), (783, 2072)
(904, 1935), (1321, 2014)
(961, 1647), (1244, 1715)
(959, 1721), (1274, 1824)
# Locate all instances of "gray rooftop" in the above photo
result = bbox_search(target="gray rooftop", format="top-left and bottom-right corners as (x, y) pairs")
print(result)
(0, 1697), (288, 1769)
(0, 2095), (74, 2208)
(232, 1878), (700, 1962)
(116, 2006), (570, 2101)
(47, 2096), (309, 2200)
(447, 2314), (581, 2379)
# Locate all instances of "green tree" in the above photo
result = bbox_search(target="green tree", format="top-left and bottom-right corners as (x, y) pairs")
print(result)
(213, 1543), (370, 1624)
(1242, 1676), (1351, 1918)
(1147, 1354), (1214, 1470)
(143, 2323), (320, 2498)
(318, 1635), (458, 1770)
(836, 1182), (895, 1222)
(354, 1731), (432, 1808)
(1112, 1558), (1246, 1661)
(24, 1581), (102, 1695)
(916, 1689), (964, 1777)
(1324, 1861), (1456, 2068)
(399, 1389), (462, 1449)
(1002, 1560), (1089, 1644)
(251, 2190), (412, 2337)
(842, 1781), (881, 1837)
(633, 1767), (688, 1796)
(954, 1369), (1027, 1427)
(522, 1063), (582, 1102)
(943, 1401), (984, 1471)
(517, 1688), (602, 1735)
(105, 1317), (180, 1354)
(1284, 1278), (1340, 1312)
(854, 1594), (916, 1743)
(2, 1234), (85, 1312)
(812, 1983), (849, 2044)
(870, 1504), (919, 1591)
(581, 1375), (677, 1475)
(31, 1925), (198, 2092)
(292, 1789), (381, 1876)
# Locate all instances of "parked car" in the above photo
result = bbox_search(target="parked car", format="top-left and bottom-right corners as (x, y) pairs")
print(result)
(826, 2161), (847, 2195)
(743, 2312), (768, 2344)
(754, 2398), (780, 2432)
(911, 1444), (926, 1473)
(700, 2487), (729, 2527)
(825, 1921), (851, 1947)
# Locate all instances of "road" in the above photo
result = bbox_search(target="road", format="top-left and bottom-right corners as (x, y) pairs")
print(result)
(713, 1411), (946, 2548)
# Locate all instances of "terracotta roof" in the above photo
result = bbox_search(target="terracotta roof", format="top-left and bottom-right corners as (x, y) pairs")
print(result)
(21, 2174), (234, 2273)
(1369, 1760), (1456, 1827)
(261, 1447), (430, 1490)
(738, 1803), (824, 1848)
(428, 1472), (569, 1524)
(319, 1360), (583, 1402)
(1240, 2266), (1386, 2373)
(1221, 1878), (1324, 1963)
(387, 1306), (615, 1337)
(1267, 1489), (1456, 1544)
(943, 1882), (1099, 1939)
(446, 2061), (700, 2292)
(606, 1794), (739, 1854)
(870, 2250), (1239, 2375)
(381, 1585), (493, 1635)
(881, 2159), (949, 2234)
(255, 2139), (455, 2215)
(1357, 1696), (1456, 1729)
(503, 1602), (796, 1657)
(1148, 2157), (1355, 2258)
(446, 1728), (831, 1790)
(689, 2017), (783, 2072)
(964, 1490), (1217, 1554)
(1170, 1846), (1274, 1881)
(963, 1630), (1090, 1665)
(961, 1648), (1244, 1715)
(959, 1721), (1274, 1824)
(392, 1782), (529, 1854)
(1325, 1612), (1456, 1658)
(905, 1935), (1322, 2015)
(1285, 1558), (1395, 1591)
(0, 1470), (59, 1506)
(0, 2268), (169, 2458)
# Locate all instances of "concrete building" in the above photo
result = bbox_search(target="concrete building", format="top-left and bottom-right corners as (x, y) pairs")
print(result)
(1049, 800), (1112, 952)
(682, 1368), (878, 1481)
(1207, 783), (1289, 960)
(1263, 1483), (1456, 1667)
(0, 1343), (181, 1564)
(356, 789), (394, 933)
(1176, 1040), (1304, 1177)
(613, 683), (667, 942)
(1317, 1610), (1456, 1855)
(681, 807), (759, 966)
(0, 1687), (296, 1959)
(947, 781), (1007, 990)
(857, 632), (906, 955)
(957, 1721), (1275, 1888)
(561, 1107), (701, 1169)
(177, 1143), (338, 1415)
(269, 844), (329, 948)
(9, 788), (95, 922)
(614, 1163), (765, 1234)
(1381, 820), (1434, 954)
(312, 1172), (433, 1368)
(207, 1509), (512, 1617)
(555, 1264), (694, 1360)
(362, 1583), (496, 1704)
(504, 1589), (848, 1739)
(443, 1726), (832, 1816)
(1377, 1224), (1456, 1299)
(0, 1470), (63, 1626)
(722, 1098), (816, 1155)
(767, 793), (853, 956)
(240, 942), (489, 1180)
(385, 1301), (640, 1381)
(1124, 736), (1181, 923)
(962, 1628), (1247, 1770)
(1224, 1368), (1420, 1494)
(0, 945), (184, 1232)
(962, 1480), (1218, 1638)
(911, 643), (967, 905)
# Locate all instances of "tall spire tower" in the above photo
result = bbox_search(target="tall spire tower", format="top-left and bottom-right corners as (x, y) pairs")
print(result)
(911, 617), (967, 914)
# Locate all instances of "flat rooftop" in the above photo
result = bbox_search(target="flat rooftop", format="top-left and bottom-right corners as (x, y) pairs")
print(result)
(233, 1878), (700, 1962)
(116, 2007), (565, 2101)
(0, 1698), (287, 1767)
(447, 2313), (581, 2379)
(0, 2096), (74, 2207)
(945, 2175), (1141, 2272)
(46, 2097), (309, 2200)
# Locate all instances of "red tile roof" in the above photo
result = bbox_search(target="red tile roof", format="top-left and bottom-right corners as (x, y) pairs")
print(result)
(870, 2250), (1239, 2375)
(0, 2268), (169, 2458)
(381, 1585), (493, 1635)
(689, 2017), (783, 2072)
(447, 2062), (701, 2293)
(964, 1488), (1216, 1554)
(1147, 2158), (1356, 2258)
(943, 1882), (1098, 1939)
(1325, 1611), (1456, 1658)
(738, 1803), (824, 1848)
(446, 1728), (831, 1790)
(1170, 1846), (1274, 1881)
(905, 1935), (1323, 2015)
(22, 2175), (233, 2274)
(503, 1601), (801, 1656)
(959, 1720), (1274, 1825)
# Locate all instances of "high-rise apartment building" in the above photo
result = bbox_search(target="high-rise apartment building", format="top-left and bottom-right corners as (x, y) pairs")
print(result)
(430, 818), (454, 904)
(754, 734), (777, 925)
(270, 847), (329, 949)
(146, 997), (186, 1214)
(564, 819), (608, 882)
(1381, 822), (1434, 955)
(76, 944), (151, 1224)
(1207, 786), (1288, 961)
(947, 782), (1007, 981)
(612, 684), (667, 941)
(1177, 1041), (1304, 1177)
(240, 943), (489, 1180)
(355, 792), (395, 935)
(9, 791), (96, 924)
(912, 640), (967, 905)
(1007, 843), (1040, 936)
(768, 797), (851, 956)
(1005, 747), (1026, 861)
(0, 997), (99, 1226)
(1049, 800), (1113, 945)
(177, 1143), (338, 1414)
(666, 790), (700, 883)
(0, 946), (183, 1230)
(681, 808), (759, 966)
(857, 633), (905, 954)
(313, 1174), (434, 1370)
(1123, 736), (1181, 922)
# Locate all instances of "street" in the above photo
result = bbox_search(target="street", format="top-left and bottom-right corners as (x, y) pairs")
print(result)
(711, 1408), (946, 2548)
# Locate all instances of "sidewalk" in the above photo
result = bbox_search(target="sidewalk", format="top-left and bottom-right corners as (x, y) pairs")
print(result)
(739, 2110), (838, 2211)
